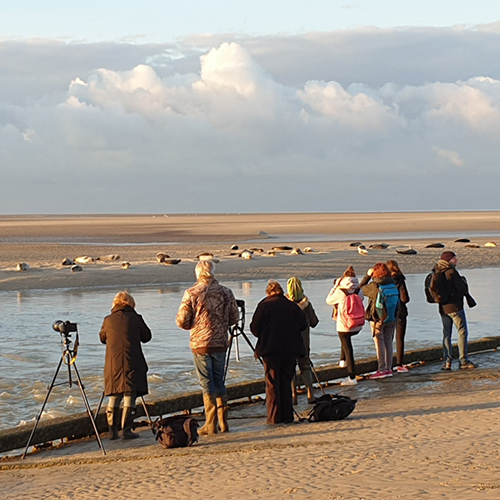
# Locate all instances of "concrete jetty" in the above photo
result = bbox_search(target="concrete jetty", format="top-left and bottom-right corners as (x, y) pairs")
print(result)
(1, 336), (499, 455)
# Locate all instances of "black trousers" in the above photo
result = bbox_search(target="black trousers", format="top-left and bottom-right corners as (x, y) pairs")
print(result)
(395, 316), (407, 366)
(262, 355), (296, 424)
(338, 332), (356, 379)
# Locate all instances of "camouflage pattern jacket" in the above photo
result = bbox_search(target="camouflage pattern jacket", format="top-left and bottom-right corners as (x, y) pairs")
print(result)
(176, 277), (239, 353)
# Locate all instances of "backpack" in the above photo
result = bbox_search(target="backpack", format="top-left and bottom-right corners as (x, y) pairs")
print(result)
(424, 271), (450, 304)
(339, 289), (365, 330)
(307, 394), (356, 422)
(152, 415), (199, 449)
(375, 283), (400, 323)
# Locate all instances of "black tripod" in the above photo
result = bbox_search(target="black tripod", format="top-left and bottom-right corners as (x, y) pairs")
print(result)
(224, 299), (261, 381)
(22, 325), (105, 459)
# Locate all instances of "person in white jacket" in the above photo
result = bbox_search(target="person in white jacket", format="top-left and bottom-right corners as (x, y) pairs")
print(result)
(325, 266), (364, 386)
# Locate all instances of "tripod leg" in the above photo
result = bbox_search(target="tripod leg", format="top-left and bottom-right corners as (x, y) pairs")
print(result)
(140, 396), (153, 427)
(235, 335), (240, 362)
(240, 331), (263, 365)
(94, 391), (105, 420)
(224, 333), (235, 382)
(22, 356), (64, 459)
(72, 362), (106, 455)
(310, 361), (326, 395)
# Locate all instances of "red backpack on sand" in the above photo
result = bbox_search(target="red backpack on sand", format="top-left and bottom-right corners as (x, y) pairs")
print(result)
(339, 289), (365, 330)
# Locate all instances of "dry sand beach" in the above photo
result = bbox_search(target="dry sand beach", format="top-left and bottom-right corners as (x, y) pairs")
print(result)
(2, 211), (500, 499)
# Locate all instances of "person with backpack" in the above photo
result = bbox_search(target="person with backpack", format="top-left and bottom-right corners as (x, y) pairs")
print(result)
(431, 251), (477, 370)
(325, 266), (365, 386)
(360, 262), (400, 379)
(386, 260), (411, 373)
(286, 277), (319, 403)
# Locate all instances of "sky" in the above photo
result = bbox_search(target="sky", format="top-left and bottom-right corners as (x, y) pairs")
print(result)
(2, 2), (500, 213)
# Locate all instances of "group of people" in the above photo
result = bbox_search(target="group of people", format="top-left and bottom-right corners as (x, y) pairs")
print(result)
(98, 250), (477, 440)
(326, 260), (410, 383)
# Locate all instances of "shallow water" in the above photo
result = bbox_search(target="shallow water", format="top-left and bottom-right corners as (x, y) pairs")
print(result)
(0, 268), (497, 431)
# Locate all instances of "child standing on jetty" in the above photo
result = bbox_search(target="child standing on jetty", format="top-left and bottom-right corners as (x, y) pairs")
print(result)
(326, 266), (364, 386)
(360, 263), (400, 379)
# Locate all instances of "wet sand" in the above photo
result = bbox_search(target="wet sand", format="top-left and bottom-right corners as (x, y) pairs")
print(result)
(1, 211), (500, 291)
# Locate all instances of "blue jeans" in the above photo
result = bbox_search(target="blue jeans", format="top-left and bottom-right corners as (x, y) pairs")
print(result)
(441, 309), (469, 365)
(192, 352), (227, 396)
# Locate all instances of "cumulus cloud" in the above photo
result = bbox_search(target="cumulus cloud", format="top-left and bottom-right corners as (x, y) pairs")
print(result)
(1, 27), (500, 213)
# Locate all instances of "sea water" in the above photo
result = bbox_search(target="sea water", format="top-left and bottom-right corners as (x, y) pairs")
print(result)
(0, 268), (498, 432)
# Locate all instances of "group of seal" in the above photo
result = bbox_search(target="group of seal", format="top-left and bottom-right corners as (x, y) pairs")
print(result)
(349, 238), (499, 257)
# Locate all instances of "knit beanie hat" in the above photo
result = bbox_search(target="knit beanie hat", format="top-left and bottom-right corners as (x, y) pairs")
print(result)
(440, 251), (456, 261)
(287, 277), (304, 302)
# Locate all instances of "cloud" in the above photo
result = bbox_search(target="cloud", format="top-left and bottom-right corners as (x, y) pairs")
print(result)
(433, 146), (464, 167)
(1, 27), (500, 213)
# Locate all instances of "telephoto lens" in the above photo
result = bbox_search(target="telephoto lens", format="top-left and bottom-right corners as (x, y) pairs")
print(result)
(52, 320), (78, 334)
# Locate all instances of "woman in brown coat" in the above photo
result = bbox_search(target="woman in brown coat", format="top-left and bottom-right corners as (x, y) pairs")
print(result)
(99, 291), (152, 439)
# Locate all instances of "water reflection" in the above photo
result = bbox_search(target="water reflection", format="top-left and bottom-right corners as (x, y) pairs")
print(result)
(0, 267), (498, 431)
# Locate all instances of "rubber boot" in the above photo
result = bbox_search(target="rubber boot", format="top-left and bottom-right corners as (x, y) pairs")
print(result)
(106, 407), (119, 440)
(302, 369), (315, 403)
(198, 394), (218, 436)
(216, 395), (229, 433)
(121, 406), (140, 440)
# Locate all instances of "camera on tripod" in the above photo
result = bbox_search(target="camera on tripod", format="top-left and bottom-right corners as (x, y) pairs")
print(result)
(53, 320), (78, 336)
(22, 320), (106, 459)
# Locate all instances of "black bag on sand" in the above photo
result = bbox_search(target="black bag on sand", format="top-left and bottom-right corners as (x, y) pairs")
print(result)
(152, 415), (199, 449)
(307, 394), (356, 422)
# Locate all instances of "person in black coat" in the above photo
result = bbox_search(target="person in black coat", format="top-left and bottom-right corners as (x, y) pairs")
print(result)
(386, 260), (410, 372)
(100, 291), (152, 440)
(433, 251), (477, 370)
(250, 280), (307, 424)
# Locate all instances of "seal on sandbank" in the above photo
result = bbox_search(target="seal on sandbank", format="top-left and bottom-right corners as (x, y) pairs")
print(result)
(396, 247), (417, 255)
(74, 256), (95, 265)
(97, 254), (120, 262)
(156, 252), (171, 262)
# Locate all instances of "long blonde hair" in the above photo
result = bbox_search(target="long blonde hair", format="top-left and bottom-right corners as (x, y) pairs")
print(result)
(112, 291), (135, 309)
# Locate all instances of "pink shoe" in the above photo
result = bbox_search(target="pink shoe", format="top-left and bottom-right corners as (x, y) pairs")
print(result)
(396, 365), (409, 373)
(384, 370), (393, 377)
(369, 370), (388, 380)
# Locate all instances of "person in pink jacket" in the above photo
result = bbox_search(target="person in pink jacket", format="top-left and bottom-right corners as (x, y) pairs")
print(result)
(325, 266), (364, 386)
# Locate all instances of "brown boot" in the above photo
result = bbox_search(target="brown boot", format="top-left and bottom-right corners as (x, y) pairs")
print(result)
(216, 395), (229, 433)
(106, 407), (119, 440)
(198, 394), (218, 436)
(121, 407), (140, 440)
